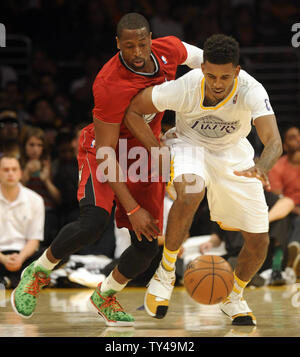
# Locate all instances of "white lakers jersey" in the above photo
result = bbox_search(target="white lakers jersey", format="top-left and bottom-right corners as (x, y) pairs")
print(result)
(152, 68), (274, 151)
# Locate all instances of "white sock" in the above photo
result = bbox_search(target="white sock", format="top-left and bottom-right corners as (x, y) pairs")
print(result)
(34, 250), (59, 271)
(100, 271), (127, 293)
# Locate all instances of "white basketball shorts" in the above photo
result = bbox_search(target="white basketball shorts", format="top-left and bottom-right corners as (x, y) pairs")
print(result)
(165, 133), (269, 233)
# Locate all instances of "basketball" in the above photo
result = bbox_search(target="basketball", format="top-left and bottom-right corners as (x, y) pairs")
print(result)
(184, 255), (234, 305)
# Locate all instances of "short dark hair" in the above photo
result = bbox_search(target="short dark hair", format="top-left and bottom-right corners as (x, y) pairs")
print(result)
(0, 154), (21, 167)
(116, 13), (150, 38)
(203, 34), (240, 66)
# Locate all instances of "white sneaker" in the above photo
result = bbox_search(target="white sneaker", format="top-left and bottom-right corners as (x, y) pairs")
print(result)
(287, 242), (300, 269)
(68, 267), (106, 288)
(293, 254), (300, 279)
(219, 295), (256, 326)
(144, 263), (175, 319)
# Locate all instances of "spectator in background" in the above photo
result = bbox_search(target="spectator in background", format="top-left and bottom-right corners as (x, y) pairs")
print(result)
(0, 109), (21, 159)
(52, 132), (79, 227)
(71, 123), (89, 157)
(3, 82), (23, 113)
(53, 93), (72, 125)
(150, 0), (184, 39)
(39, 74), (58, 101)
(255, 0), (282, 46)
(69, 56), (103, 124)
(269, 126), (300, 277)
(0, 66), (18, 89)
(269, 126), (300, 206)
(269, 126), (300, 241)
(70, 56), (101, 105)
(30, 49), (58, 86)
(28, 96), (61, 129)
(3, 82), (30, 126)
(0, 155), (45, 288)
(232, 5), (259, 48)
(28, 97), (61, 153)
(20, 127), (61, 248)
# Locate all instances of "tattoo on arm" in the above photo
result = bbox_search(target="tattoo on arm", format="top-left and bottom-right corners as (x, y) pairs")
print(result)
(256, 138), (282, 172)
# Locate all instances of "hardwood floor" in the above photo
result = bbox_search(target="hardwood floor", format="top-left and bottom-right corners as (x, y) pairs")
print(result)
(1, 284), (300, 338)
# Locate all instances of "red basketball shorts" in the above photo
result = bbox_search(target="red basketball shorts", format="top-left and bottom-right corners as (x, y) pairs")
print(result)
(77, 126), (165, 231)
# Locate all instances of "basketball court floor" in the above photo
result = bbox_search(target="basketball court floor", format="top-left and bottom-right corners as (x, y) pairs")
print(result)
(1, 284), (300, 338)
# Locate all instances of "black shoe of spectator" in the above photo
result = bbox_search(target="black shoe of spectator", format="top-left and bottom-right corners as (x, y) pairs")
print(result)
(248, 274), (265, 287)
(270, 270), (285, 286)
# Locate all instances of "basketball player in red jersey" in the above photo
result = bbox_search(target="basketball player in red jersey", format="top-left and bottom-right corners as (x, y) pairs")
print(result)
(11, 13), (203, 326)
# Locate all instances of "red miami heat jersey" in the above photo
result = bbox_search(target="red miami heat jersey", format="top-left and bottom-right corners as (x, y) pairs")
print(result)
(78, 36), (187, 231)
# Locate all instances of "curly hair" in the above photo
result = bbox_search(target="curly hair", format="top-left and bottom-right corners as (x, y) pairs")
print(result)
(203, 34), (240, 66)
(116, 12), (150, 38)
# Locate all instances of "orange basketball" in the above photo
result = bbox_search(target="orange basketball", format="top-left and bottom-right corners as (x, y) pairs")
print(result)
(184, 255), (234, 305)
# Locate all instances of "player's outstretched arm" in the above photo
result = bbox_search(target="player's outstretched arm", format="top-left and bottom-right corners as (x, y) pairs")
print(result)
(94, 117), (160, 241)
(234, 114), (283, 190)
(181, 42), (203, 69)
(124, 86), (161, 152)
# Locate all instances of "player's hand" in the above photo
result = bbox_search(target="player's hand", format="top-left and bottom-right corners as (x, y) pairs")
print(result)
(199, 241), (213, 255)
(40, 160), (51, 182)
(128, 207), (161, 242)
(26, 159), (41, 173)
(233, 165), (271, 191)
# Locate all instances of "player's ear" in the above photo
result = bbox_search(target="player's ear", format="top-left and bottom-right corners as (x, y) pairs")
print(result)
(235, 65), (241, 78)
(116, 36), (120, 50)
(149, 32), (152, 46)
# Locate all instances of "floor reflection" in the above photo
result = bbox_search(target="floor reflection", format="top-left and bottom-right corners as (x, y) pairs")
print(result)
(0, 285), (300, 337)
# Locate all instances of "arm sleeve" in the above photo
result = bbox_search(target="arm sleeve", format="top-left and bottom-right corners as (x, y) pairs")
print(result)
(152, 77), (186, 112)
(166, 36), (188, 65)
(181, 42), (203, 68)
(152, 69), (198, 112)
(245, 83), (274, 121)
(26, 196), (45, 241)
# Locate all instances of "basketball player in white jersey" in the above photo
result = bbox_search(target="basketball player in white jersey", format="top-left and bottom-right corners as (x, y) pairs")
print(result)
(124, 34), (283, 326)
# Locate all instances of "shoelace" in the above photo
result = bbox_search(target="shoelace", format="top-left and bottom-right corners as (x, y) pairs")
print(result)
(156, 266), (175, 291)
(24, 273), (50, 297)
(100, 294), (124, 313)
(223, 295), (244, 304)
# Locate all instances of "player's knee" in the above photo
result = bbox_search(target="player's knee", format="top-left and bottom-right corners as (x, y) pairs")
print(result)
(259, 233), (269, 251)
(79, 205), (110, 244)
(245, 232), (269, 255)
(117, 240), (160, 279)
(176, 189), (204, 210)
(132, 236), (160, 260)
(139, 241), (160, 261)
(174, 175), (205, 209)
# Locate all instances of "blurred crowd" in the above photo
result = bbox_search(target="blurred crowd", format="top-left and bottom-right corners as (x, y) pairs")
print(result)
(0, 0), (299, 288)
(1, 0), (299, 129)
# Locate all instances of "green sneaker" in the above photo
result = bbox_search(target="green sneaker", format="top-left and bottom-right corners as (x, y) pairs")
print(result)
(11, 262), (51, 318)
(89, 283), (135, 327)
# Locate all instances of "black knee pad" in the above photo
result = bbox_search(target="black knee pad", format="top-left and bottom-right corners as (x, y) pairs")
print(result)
(117, 231), (160, 279)
(79, 205), (110, 242)
(51, 205), (110, 259)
